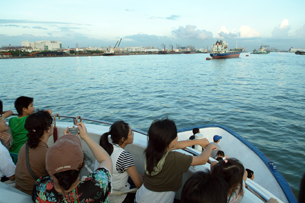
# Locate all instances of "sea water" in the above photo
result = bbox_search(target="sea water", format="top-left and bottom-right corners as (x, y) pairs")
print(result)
(1, 53), (304, 197)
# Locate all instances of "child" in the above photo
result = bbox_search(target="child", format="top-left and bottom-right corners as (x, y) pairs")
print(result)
(181, 171), (228, 203)
(189, 128), (204, 151)
(97, 120), (143, 203)
(246, 168), (254, 180)
(135, 118), (216, 203)
(211, 158), (246, 203)
(9, 96), (35, 154)
(215, 150), (225, 160)
(189, 128), (199, 149)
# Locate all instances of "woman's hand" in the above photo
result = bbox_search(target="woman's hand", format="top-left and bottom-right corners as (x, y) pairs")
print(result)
(63, 128), (70, 135)
(206, 143), (217, 151)
(266, 198), (279, 203)
(77, 122), (88, 140)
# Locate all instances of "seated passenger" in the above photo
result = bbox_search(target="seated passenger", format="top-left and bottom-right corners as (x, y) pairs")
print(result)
(9, 96), (35, 154)
(189, 128), (204, 151)
(189, 128), (199, 149)
(211, 158), (247, 203)
(246, 168), (254, 180)
(181, 171), (228, 203)
(15, 110), (53, 195)
(215, 150), (228, 160)
(0, 115), (16, 183)
(32, 122), (112, 203)
(0, 100), (13, 149)
(135, 118), (217, 203)
(97, 121), (143, 203)
(210, 135), (224, 158)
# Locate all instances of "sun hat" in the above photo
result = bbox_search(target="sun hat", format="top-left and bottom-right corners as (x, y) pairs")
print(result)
(213, 135), (222, 142)
(46, 134), (84, 177)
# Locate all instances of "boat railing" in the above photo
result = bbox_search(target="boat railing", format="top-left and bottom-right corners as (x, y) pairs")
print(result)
(7, 113), (148, 136)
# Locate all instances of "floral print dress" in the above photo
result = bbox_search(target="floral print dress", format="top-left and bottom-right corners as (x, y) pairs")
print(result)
(32, 168), (111, 203)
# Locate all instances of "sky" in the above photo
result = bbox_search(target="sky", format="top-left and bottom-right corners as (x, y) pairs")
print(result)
(0, 0), (305, 51)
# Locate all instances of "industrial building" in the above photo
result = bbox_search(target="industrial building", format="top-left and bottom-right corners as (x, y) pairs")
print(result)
(22, 40), (62, 51)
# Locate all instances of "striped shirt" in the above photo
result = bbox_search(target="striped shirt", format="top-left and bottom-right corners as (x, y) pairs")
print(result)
(113, 144), (135, 173)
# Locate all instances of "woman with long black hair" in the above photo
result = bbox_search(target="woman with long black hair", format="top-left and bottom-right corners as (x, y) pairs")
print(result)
(135, 118), (216, 203)
(15, 110), (53, 195)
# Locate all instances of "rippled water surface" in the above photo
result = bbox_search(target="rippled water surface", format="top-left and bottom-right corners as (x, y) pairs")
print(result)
(1, 53), (304, 196)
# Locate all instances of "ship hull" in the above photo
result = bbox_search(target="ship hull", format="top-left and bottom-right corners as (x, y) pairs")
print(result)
(103, 53), (130, 56)
(210, 52), (241, 59)
(295, 51), (305, 55)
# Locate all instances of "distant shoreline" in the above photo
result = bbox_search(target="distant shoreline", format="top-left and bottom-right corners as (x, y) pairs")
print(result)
(0, 52), (208, 59)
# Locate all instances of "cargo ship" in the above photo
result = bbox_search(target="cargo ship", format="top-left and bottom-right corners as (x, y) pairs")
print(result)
(210, 40), (241, 59)
(295, 50), (305, 55)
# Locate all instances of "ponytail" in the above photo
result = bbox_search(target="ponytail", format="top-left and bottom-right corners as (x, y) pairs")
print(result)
(27, 129), (45, 148)
(99, 120), (130, 155)
(25, 110), (52, 149)
(100, 132), (113, 155)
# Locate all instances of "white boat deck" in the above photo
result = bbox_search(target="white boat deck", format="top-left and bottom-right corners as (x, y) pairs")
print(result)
(0, 121), (291, 202)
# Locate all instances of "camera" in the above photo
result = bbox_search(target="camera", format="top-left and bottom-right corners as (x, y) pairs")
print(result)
(67, 126), (79, 135)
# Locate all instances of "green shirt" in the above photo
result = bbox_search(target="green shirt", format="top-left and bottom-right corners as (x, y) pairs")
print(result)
(9, 116), (29, 154)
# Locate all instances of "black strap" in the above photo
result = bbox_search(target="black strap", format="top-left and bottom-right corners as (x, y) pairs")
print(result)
(26, 143), (39, 180)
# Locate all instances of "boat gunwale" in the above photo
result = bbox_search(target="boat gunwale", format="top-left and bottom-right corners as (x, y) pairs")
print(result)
(178, 124), (297, 203)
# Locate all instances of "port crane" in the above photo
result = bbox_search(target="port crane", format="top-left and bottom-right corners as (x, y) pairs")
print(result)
(115, 38), (122, 54)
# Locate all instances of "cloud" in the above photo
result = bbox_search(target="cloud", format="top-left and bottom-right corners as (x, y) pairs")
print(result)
(32, 26), (48, 30)
(272, 19), (290, 38)
(279, 19), (289, 29)
(217, 26), (259, 38)
(1, 24), (20, 27)
(218, 26), (240, 38)
(0, 24), (48, 30)
(124, 34), (172, 45)
(239, 26), (259, 38)
(150, 15), (181, 20)
(166, 15), (180, 20)
(294, 24), (305, 38)
(0, 19), (88, 26)
(172, 25), (213, 39)
(59, 27), (82, 32)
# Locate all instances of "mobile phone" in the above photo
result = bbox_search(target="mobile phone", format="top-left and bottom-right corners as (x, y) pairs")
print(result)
(67, 126), (79, 135)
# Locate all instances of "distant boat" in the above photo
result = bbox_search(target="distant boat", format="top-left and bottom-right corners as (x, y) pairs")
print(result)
(210, 40), (241, 59)
(185, 51), (196, 54)
(252, 45), (270, 54)
(295, 51), (305, 55)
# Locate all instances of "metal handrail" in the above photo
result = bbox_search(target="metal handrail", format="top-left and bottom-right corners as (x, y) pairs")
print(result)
(52, 114), (148, 136)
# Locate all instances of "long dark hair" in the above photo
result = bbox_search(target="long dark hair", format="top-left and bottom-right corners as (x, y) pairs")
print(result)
(25, 110), (52, 148)
(181, 171), (228, 203)
(99, 121), (129, 155)
(54, 162), (84, 190)
(145, 118), (177, 174)
(211, 158), (245, 198)
(192, 128), (199, 136)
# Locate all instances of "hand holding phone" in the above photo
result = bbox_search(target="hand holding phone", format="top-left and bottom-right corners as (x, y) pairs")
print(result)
(67, 126), (79, 135)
